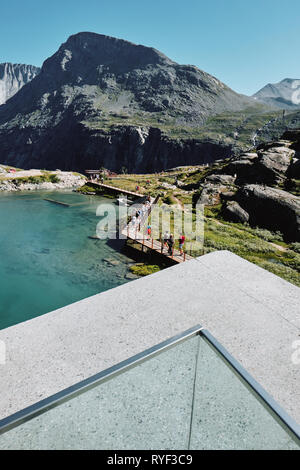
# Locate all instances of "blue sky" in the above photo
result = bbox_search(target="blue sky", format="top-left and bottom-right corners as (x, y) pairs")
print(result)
(1, 0), (299, 95)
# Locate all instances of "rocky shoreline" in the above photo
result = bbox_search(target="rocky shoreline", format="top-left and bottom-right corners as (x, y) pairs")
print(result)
(0, 170), (86, 192)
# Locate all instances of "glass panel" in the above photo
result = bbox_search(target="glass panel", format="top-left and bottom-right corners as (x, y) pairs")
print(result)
(190, 337), (299, 450)
(0, 336), (199, 450)
(0, 333), (299, 450)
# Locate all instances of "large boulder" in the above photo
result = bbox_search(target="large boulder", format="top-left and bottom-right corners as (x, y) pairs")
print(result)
(256, 146), (295, 184)
(222, 201), (249, 223)
(236, 184), (300, 241)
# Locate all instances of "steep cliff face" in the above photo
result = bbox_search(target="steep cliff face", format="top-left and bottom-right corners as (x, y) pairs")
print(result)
(0, 32), (272, 171)
(0, 63), (40, 105)
(0, 121), (236, 172)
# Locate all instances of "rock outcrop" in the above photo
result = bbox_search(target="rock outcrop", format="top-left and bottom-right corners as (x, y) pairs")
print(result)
(256, 145), (295, 184)
(196, 131), (300, 240)
(224, 141), (297, 185)
(0, 63), (40, 105)
(235, 185), (300, 241)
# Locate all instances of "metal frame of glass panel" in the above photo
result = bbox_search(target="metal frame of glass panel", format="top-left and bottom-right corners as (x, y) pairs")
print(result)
(0, 324), (299, 446)
(201, 329), (300, 444)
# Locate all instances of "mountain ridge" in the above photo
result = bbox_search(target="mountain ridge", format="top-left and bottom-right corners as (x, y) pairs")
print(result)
(253, 78), (300, 110)
(0, 32), (294, 172)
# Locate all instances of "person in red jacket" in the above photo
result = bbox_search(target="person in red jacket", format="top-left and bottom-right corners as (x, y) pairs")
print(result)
(179, 234), (185, 255)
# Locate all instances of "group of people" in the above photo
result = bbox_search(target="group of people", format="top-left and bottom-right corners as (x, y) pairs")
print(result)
(163, 231), (185, 256)
(129, 199), (151, 232)
(128, 197), (186, 257)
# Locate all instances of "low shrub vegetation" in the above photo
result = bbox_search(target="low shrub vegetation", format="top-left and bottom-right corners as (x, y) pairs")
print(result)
(130, 264), (161, 276)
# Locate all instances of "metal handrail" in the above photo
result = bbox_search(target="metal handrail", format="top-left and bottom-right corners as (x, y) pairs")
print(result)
(0, 325), (202, 436)
(200, 329), (300, 442)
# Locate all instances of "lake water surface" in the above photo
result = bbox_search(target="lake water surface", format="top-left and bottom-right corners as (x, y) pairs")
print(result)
(0, 191), (135, 330)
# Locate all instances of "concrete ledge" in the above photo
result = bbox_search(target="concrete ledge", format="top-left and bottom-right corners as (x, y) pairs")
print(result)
(0, 250), (299, 423)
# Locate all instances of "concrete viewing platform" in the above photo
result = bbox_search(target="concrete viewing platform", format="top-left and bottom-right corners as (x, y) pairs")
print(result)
(0, 250), (299, 425)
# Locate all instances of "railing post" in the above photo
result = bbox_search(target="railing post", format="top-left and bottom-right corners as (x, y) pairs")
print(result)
(151, 238), (153, 249)
(184, 252), (186, 262)
(172, 247), (174, 259)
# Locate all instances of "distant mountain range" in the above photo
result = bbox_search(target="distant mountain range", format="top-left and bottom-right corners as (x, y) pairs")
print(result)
(253, 78), (300, 110)
(0, 33), (299, 172)
(0, 63), (40, 105)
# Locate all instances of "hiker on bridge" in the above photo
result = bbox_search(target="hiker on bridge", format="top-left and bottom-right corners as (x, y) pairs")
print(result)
(168, 234), (174, 255)
(163, 231), (170, 250)
(179, 234), (185, 256)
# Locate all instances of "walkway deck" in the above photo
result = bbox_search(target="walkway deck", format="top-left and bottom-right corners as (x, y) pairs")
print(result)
(122, 227), (194, 263)
(121, 194), (193, 264)
(89, 180), (193, 264)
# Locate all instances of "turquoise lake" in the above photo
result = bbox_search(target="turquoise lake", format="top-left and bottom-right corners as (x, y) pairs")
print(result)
(0, 191), (134, 330)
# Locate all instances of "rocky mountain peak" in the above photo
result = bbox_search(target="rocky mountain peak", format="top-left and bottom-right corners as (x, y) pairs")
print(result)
(42, 32), (175, 80)
(253, 78), (300, 109)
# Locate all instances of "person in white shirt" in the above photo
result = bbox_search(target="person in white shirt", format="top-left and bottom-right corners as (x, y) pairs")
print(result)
(163, 231), (170, 250)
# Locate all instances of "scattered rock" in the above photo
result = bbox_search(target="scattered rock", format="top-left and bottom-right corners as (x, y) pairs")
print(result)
(103, 258), (120, 266)
(160, 182), (177, 190)
(124, 272), (139, 279)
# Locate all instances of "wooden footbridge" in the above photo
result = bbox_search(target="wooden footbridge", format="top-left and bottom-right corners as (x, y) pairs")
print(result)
(123, 228), (194, 264)
(120, 195), (193, 264)
(88, 178), (193, 264)
(88, 181), (144, 199)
